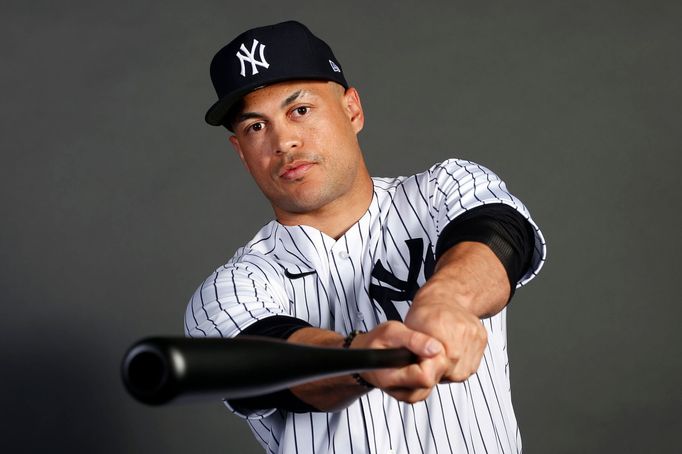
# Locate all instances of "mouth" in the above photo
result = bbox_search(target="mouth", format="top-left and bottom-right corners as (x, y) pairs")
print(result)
(279, 161), (316, 180)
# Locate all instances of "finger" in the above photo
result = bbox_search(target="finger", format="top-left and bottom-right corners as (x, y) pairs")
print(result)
(368, 353), (448, 390)
(364, 322), (444, 358)
(405, 330), (444, 358)
(385, 386), (434, 404)
(444, 326), (487, 382)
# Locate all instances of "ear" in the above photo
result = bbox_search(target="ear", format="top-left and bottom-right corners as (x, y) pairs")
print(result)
(229, 135), (250, 171)
(343, 87), (364, 134)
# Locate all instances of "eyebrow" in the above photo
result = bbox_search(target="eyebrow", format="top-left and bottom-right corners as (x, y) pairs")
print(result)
(234, 111), (263, 125)
(281, 90), (304, 108)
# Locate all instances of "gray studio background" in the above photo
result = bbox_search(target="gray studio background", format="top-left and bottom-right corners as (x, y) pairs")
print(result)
(2, 1), (680, 452)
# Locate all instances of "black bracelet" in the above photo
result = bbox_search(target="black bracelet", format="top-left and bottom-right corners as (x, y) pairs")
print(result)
(343, 330), (375, 390)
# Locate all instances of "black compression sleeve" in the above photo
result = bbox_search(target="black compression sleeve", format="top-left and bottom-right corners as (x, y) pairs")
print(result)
(239, 314), (312, 340)
(435, 204), (535, 298)
(227, 315), (321, 413)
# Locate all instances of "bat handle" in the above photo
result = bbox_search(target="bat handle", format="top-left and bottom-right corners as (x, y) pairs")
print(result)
(349, 346), (417, 370)
(121, 337), (419, 405)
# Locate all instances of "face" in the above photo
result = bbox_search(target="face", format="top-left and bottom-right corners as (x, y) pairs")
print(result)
(229, 81), (368, 220)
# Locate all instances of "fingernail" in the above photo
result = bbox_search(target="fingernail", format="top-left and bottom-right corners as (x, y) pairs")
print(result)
(425, 340), (442, 355)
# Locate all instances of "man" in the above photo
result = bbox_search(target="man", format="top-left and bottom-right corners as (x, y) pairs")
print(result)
(186, 20), (546, 453)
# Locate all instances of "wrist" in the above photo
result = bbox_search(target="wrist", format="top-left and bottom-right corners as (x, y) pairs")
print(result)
(414, 276), (476, 313)
(343, 330), (375, 390)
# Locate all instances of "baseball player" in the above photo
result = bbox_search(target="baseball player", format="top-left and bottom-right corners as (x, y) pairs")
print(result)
(185, 21), (546, 454)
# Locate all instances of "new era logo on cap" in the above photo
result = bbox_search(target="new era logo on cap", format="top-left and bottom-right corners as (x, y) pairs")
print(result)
(205, 21), (349, 127)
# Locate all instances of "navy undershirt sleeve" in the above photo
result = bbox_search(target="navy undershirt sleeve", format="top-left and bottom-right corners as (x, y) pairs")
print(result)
(227, 315), (321, 413)
(435, 203), (535, 298)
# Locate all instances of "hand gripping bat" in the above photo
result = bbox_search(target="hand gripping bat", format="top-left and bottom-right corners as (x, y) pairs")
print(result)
(121, 336), (417, 405)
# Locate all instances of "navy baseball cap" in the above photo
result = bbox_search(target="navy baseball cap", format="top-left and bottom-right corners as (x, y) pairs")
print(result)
(205, 21), (348, 127)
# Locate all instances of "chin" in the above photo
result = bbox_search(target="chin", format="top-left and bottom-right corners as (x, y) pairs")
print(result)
(275, 189), (336, 215)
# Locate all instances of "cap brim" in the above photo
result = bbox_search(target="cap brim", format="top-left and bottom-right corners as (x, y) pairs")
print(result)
(204, 86), (254, 127)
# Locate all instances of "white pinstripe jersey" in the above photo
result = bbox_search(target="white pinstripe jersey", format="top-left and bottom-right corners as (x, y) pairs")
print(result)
(185, 159), (547, 454)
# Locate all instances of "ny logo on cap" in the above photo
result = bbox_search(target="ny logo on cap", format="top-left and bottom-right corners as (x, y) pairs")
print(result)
(236, 39), (270, 77)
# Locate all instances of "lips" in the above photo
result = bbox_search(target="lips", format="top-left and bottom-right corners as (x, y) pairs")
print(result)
(279, 161), (315, 180)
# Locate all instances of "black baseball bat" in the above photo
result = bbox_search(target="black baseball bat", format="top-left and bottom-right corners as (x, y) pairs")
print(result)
(121, 336), (418, 406)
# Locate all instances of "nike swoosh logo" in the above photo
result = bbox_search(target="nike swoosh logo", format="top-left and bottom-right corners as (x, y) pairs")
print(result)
(284, 269), (317, 279)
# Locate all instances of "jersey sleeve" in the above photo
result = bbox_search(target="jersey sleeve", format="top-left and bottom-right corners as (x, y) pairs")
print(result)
(184, 249), (291, 339)
(426, 159), (547, 286)
(184, 250), (293, 419)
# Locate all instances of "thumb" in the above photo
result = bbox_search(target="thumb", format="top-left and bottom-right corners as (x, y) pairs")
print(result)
(406, 331), (444, 358)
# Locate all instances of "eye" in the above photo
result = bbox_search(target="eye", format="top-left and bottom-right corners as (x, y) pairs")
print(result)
(293, 106), (309, 116)
(247, 122), (264, 133)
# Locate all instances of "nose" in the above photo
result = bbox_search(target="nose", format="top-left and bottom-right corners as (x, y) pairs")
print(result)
(272, 124), (302, 155)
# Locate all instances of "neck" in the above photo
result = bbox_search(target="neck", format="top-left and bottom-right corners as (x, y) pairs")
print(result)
(275, 171), (374, 239)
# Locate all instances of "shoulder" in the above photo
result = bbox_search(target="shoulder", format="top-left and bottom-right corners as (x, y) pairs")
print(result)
(209, 220), (286, 282)
(426, 158), (500, 180)
(372, 159), (490, 186)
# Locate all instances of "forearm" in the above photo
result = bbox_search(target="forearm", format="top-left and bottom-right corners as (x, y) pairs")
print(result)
(419, 241), (511, 318)
(286, 242), (510, 410)
(287, 322), (448, 410)
(404, 241), (510, 382)
(286, 327), (369, 412)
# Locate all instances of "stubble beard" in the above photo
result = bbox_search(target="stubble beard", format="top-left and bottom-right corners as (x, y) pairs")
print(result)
(272, 159), (359, 215)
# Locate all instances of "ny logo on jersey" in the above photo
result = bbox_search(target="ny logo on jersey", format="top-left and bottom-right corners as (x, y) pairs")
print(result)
(236, 39), (270, 77)
(369, 238), (435, 321)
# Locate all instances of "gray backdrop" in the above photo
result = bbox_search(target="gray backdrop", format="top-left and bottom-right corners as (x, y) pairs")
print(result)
(2, 1), (680, 452)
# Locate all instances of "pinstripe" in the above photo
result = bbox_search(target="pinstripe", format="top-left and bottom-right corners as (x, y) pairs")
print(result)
(435, 162), (470, 213)
(344, 409), (355, 454)
(322, 233), (352, 333)
(414, 173), (434, 220)
(186, 159), (546, 453)
(279, 241), (311, 266)
(361, 394), (379, 454)
(461, 161), (485, 205)
(326, 414), (331, 452)
(363, 191), (386, 325)
(292, 414), (300, 454)
(432, 388), (455, 453)
(399, 178), (431, 237)
(409, 403), (427, 454)
(232, 269), (258, 322)
(475, 372), (505, 454)
(249, 224), (276, 248)
(328, 412), (337, 454)
(293, 226), (336, 326)
(198, 277), (225, 336)
(281, 227), (314, 264)
(354, 223), (382, 326)
(340, 236), (370, 332)
(464, 380), (489, 454)
(330, 250), (357, 333)
(482, 352), (513, 451)
(249, 423), (276, 454)
(186, 292), (207, 336)
(430, 178), (454, 223)
(379, 392), (395, 450)
(395, 398), (411, 450)
(301, 270), (313, 323)
(309, 413), (315, 454)
(447, 384), (471, 454)
(383, 211), (410, 269)
(420, 400), (441, 454)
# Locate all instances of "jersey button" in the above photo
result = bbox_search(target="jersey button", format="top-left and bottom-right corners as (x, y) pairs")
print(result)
(338, 250), (350, 260)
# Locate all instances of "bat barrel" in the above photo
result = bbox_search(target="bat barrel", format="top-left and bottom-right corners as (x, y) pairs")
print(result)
(121, 336), (417, 406)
